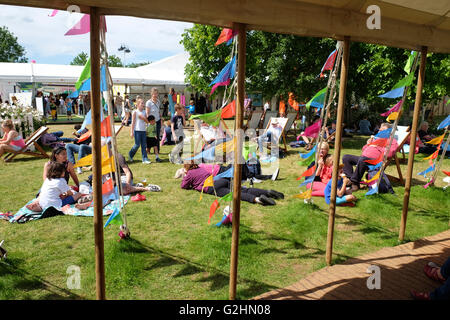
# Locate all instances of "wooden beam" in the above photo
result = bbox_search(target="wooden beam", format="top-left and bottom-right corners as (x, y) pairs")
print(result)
(326, 36), (350, 266)
(90, 6), (106, 300)
(229, 22), (246, 301)
(399, 46), (428, 242)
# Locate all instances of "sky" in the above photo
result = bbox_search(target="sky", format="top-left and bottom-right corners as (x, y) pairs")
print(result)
(0, 4), (193, 65)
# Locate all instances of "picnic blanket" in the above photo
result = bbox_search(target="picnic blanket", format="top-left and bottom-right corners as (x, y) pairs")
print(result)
(7, 196), (130, 224)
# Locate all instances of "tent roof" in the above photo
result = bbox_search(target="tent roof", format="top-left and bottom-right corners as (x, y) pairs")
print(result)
(0, 53), (190, 85)
(1, 0), (449, 53)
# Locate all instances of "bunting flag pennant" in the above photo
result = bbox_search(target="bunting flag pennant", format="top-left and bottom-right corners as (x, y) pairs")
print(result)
(418, 165), (435, 177)
(306, 87), (327, 110)
(437, 115), (450, 130)
(215, 28), (238, 46)
(214, 167), (234, 181)
(393, 72), (415, 90)
(209, 56), (236, 94)
(210, 80), (230, 95)
(363, 169), (381, 184)
(378, 87), (405, 99)
(77, 65), (108, 92)
(65, 14), (107, 36)
(300, 155), (316, 167)
(243, 143), (258, 161)
(74, 145), (109, 168)
(380, 100), (403, 117)
(426, 133), (445, 145)
(220, 138), (236, 153)
(375, 128), (392, 138)
(104, 208), (123, 228)
(199, 175), (214, 202)
(102, 178), (114, 195)
(100, 115), (112, 137)
(75, 58), (91, 91)
(184, 146), (216, 161)
(319, 49), (337, 78)
(208, 199), (220, 224)
(364, 152), (384, 165)
(423, 150), (439, 160)
(216, 214), (228, 227)
(293, 189), (312, 199)
(299, 145), (317, 159)
(101, 155), (116, 175)
(443, 170), (450, 176)
(299, 176), (314, 187)
(297, 166), (316, 180)
(365, 184), (379, 196)
(221, 100), (236, 119)
(189, 109), (222, 127)
(370, 138), (389, 148)
(404, 51), (418, 74)
(77, 129), (91, 143)
(48, 9), (58, 17)
(220, 192), (233, 202)
(386, 112), (399, 122)
(368, 162), (383, 171)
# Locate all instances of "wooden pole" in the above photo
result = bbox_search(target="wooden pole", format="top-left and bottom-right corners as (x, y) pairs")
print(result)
(90, 7), (106, 300)
(325, 36), (350, 266)
(229, 22), (246, 300)
(399, 46), (428, 242)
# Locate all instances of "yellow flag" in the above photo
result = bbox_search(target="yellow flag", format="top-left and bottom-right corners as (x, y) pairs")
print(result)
(74, 145), (110, 168)
(293, 189), (312, 199)
(426, 133), (445, 145)
(363, 169), (380, 183)
(101, 155), (116, 175)
(386, 112), (399, 122)
(199, 175), (214, 202)
(423, 150), (439, 160)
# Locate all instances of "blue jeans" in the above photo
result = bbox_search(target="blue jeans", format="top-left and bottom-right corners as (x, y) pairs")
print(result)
(66, 143), (92, 164)
(258, 131), (272, 152)
(430, 257), (450, 300)
(129, 130), (148, 161)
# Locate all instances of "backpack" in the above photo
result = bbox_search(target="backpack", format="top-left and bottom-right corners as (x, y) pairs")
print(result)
(366, 169), (395, 194)
(245, 158), (261, 178)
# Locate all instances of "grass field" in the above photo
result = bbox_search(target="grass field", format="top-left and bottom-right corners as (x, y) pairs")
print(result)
(0, 122), (449, 300)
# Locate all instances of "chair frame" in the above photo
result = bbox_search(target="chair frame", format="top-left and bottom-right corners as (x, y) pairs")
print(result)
(1, 126), (50, 162)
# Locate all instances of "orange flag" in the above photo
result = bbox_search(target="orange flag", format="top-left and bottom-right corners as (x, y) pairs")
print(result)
(208, 199), (220, 224)
(443, 170), (450, 176)
(101, 115), (112, 137)
(297, 166), (316, 180)
(221, 100), (236, 119)
(77, 130), (91, 143)
(424, 150), (439, 160)
(370, 138), (388, 148)
(365, 152), (384, 165)
(102, 178), (114, 195)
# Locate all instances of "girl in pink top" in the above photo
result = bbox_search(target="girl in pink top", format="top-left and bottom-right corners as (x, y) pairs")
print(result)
(306, 142), (334, 197)
(0, 119), (26, 156)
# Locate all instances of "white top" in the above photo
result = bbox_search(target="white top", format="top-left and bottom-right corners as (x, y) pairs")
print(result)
(200, 126), (216, 142)
(268, 125), (282, 142)
(264, 102), (270, 111)
(145, 99), (161, 122)
(133, 109), (147, 131)
(39, 178), (71, 209)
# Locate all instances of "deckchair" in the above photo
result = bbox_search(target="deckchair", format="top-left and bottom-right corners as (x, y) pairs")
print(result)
(262, 111), (278, 131)
(1, 126), (50, 162)
(283, 111), (299, 138)
(260, 117), (289, 153)
(244, 110), (263, 131)
(382, 125), (411, 185)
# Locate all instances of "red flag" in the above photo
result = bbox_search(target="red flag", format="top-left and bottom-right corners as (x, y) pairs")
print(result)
(297, 166), (316, 180)
(208, 199), (220, 224)
(320, 49), (337, 78)
(365, 152), (384, 165)
(102, 178), (114, 195)
(370, 138), (388, 148)
(443, 171), (450, 176)
(101, 115), (112, 137)
(215, 28), (238, 46)
(221, 100), (236, 119)
(77, 130), (91, 143)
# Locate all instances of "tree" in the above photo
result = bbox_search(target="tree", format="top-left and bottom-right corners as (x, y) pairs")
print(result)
(107, 54), (123, 67)
(126, 61), (151, 68)
(0, 26), (28, 63)
(70, 52), (124, 67)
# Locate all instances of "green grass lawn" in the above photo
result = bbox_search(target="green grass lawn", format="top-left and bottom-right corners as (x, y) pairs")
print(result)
(0, 123), (449, 300)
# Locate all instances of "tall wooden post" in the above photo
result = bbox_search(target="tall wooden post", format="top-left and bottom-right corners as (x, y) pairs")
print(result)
(326, 36), (350, 266)
(229, 22), (246, 300)
(399, 46), (428, 241)
(90, 7), (106, 300)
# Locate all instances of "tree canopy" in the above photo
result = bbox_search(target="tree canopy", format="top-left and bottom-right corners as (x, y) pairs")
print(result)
(70, 51), (150, 68)
(0, 26), (28, 63)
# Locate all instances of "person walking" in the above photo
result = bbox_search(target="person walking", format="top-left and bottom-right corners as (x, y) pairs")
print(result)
(129, 98), (150, 164)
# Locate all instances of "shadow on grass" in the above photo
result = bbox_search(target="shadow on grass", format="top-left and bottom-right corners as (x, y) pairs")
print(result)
(0, 257), (81, 299)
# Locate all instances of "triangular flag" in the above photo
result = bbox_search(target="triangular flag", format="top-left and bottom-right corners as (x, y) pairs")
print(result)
(423, 150), (439, 160)
(220, 192), (233, 202)
(297, 166), (316, 180)
(365, 184), (379, 196)
(319, 49), (337, 78)
(404, 51), (418, 74)
(300, 155), (316, 167)
(380, 100), (403, 117)
(48, 9), (58, 17)
(75, 57), (91, 91)
(375, 128), (392, 139)
(215, 28), (238, 46)
(102, 178), (114, 195)
(74, 145), (109, 168)
(221, 100), (236, 119)
(101, 155), (116, 175)
(442, 170), (450, 176)
(426, 133), (445, 145)
(190, 109), (222, 127)
(306, 87), (327, 110)
(370, 138), (389, 148)
(437, 115), (450, 130)
(299, 176), (314, 187)
(199, 175), (214, 202)
(386, 112), (399, 122)
(393, 72), (415, 90)
(418, 165), (435, 178)
(299, 145), (317, 159)
(368, 162), (383, 171)
(104, 208), (123, 228)
(101, 115), (112, 137)
(184, 146), (216, 162)
(214, 167), (234, 181)
(293, 189), (312, 199)
(363, 169), (381, 184)
(77, 129), (91, 143)
(378, 87), (405, 99)
(208, 199), (220, 224)
(365, 152), (384, 165)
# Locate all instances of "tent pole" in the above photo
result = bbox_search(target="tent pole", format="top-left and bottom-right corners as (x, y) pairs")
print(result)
(399, 46), (428, 242)
(326, 36), (350, 266)
(229, 22), (246, 300)
(90, 6), (106, 300)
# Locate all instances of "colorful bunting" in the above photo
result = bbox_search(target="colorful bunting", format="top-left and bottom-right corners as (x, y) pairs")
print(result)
(299, 145), (317, 159)
(48, 10), (58, 17)
(101, 155), (116, 175)
(423, 150), (439, 160)
(437, 115), (450, 130)
(199, 175), (214, 202)
(306, 87), (327, 110)
(190, 109), (222, 127)
(100, 115), (112, 137)
(214, 167), (234, 181)
(418, 165), (435, 178)
(102, 178), (114, 195)
(375, 128), (392, 139)
(104, 208), (123, 228)
(363, 169), (380, 184)
(443, 170), (450, 177)
(297, 166), (316, 180)
(404, 51), (417, 74)
(209, 56), (236, 95)
(215, 28), (238, 46)
(65, 14), (91, 36)
(319, 49), (337, 78)
(220, 192), (233, 202)
(300, 155), (316, 167)
(208, 199), (220, 224)
(75, 58), (91, 91)
(426, 133), (445, 145)
(221, 100), (236, 119)
(299, 176), (314, 187)
(184, 146), (216, 161)
(364, 152), (384, 165)
(368, 162), (383, 171)
(365, 184), (379, 196)
(370, 138), (389, 148)
(386, 112), (399, 122)
(74, 145), (109, 168)
(380, 100), (403, 117)
(77, 130), (91, 143)
(378, 87), (405, 99)
(293, 189), (312, 199)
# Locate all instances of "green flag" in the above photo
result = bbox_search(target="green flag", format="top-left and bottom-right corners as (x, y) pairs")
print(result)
(189, 109), (222, 127)
(220, 192), (233, 202)
(299, 153), (316, 167)
(306, 87), (327, 110)
(75, 57), (91, 91)
(404, 51), (417, 74)
(392, 72), (414, 90)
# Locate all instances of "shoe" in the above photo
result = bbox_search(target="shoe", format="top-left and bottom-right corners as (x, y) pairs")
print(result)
(146, 184), (161, 192)
(135, 183), (144, 188)
(76, 167), (82, 175)
(255, 194), (276, 206)
(142, 159), (151, 164)
(127, 154), (133, 163)
(271, 168), (280, 181)
(131, 194), (146, 201)
(267, 190), (284, 200)
(351, 183), (360, 192)
(155, 157), (162, 163)
(410, 290), (430, 300)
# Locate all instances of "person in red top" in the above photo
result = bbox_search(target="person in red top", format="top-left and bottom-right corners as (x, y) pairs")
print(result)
(342, 123), (398, 191)
(306, 142), (333, 197)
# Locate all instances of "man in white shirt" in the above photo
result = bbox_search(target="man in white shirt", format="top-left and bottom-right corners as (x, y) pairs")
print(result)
(264, 101), (270, 112)
(258, 118), (282, 155)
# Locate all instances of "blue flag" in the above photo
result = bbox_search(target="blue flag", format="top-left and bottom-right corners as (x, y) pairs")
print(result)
(437, 115), (450, 130)
(378, 87), (405, 99)
(418, 165), (435, 178)
(365, 184), (379, 196)
(300, 145), (317, 159)
(184, 146), (216, 161)
(299, 176), (314, 187)
(375, 128), (392, 139)
(214, 166), (234, 181)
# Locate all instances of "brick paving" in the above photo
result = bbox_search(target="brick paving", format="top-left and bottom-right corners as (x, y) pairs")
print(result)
(253, 229), (450, 300)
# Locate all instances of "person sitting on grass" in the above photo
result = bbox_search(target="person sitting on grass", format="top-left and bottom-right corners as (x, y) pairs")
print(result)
(43, 146), (80, 188)
(411, 257), (450, 300)
(26, 162), (86, 212)
(306, 141), (333, 197)
(297, 115), (321, 150)
(180, 161), (284, 206)
(324, 163), (357, 206)
(0, 119), (26, 157)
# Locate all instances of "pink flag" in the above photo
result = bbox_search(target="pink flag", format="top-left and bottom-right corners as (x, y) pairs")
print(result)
(65, 15), (107, 36)
(380, 100), (402, 117)
(210, 80), (230, 95)
(300, 120), (322, 138)
(319, 49), (337, 78)
(48, 10), (58, 17)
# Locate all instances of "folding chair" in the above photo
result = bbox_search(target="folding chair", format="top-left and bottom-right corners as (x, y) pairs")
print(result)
(2, 126), (50, 162)
(260, 117), (289, 153)
(261, 111), (278, 131)
(283, 111), (299, 138)
(383, 126), (411, 185)
(244, 110), (263, 131)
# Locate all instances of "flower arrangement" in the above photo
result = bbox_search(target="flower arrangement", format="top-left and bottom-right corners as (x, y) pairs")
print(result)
(0, 102), (45, 138)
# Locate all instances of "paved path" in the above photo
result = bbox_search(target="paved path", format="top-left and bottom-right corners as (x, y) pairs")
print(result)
(253, 229), (450, 300)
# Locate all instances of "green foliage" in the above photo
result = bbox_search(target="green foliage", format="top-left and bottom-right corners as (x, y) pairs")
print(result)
(0, 26), (28, 63)
(125, 61), (151, 68)
(107, 54), (123, 67)
(70, 52), (88, 66)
